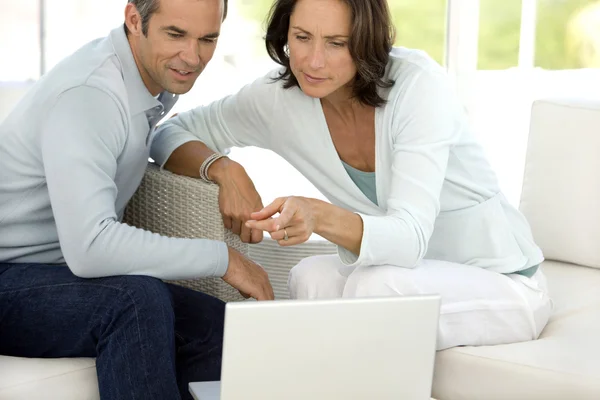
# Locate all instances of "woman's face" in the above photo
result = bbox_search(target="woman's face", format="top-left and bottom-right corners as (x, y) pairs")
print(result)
(287, 0), (357, 100)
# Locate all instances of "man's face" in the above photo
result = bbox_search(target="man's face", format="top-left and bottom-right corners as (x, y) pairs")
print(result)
(126, 0), (224, 95)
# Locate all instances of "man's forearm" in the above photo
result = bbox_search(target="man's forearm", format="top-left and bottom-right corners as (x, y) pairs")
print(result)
(164, 141), (232, 182)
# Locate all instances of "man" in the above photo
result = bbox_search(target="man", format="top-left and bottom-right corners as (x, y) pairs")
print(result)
(0, 0), (273, 399)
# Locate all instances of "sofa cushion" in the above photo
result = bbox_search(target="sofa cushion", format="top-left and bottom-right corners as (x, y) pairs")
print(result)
(520, 99), (600, 269)
(432, 261), (600, 400)
(0, 356), (98, 400)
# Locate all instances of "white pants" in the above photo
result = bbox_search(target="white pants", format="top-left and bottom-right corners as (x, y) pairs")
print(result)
(288, 255), (553, 350)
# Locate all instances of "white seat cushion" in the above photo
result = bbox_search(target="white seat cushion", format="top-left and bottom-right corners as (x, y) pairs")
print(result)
(0, 356), (98, 400)
(2, 261), (598, 400)
(432, 261), (600, 400)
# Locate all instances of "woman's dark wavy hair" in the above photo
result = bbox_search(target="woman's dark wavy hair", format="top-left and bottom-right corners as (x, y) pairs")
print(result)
(265, 0), (395, 107)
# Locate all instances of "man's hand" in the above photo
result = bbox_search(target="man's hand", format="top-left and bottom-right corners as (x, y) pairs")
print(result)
(163, 143), (263, 243)
(209, 159), (264, 244)
(223, 247), (274, 301)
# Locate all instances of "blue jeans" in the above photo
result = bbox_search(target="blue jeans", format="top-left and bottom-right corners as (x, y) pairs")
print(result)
(0, 263), (225, 400)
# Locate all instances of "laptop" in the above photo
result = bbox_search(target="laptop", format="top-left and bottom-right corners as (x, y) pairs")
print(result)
(190, 295), (440, 400)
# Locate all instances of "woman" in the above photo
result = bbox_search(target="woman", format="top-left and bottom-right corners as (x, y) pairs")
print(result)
(152, 0), (552, 349)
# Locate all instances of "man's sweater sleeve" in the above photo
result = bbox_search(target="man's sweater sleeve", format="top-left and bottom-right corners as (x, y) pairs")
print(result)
(41, 86), (228, 279)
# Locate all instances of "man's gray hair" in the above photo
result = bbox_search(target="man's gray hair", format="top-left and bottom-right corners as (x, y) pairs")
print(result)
(126, 0), (228, 36)
(127, 0), (160, 36)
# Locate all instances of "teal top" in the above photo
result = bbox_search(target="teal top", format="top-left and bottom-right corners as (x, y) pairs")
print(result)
(341, 161), (378, 206)
(514, 264), (538, 278)
(341, 160), (539, 277)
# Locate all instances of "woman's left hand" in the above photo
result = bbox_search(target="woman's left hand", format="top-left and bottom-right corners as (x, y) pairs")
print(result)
(245, 196), (318, 246)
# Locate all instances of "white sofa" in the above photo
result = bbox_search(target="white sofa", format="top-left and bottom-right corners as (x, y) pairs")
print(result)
(1, 98), (600, 399)
(433, 98), (600, 399)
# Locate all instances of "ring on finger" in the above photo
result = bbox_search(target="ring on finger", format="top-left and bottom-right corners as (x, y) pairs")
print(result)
(283, 228), (289, 241)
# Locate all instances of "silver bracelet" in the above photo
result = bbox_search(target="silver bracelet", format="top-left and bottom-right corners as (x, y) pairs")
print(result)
(199, 153), (227, 183)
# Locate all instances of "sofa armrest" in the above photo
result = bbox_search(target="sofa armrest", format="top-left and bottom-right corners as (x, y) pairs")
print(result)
(123, 163), (246, 302)
(248, 238), (337, 299)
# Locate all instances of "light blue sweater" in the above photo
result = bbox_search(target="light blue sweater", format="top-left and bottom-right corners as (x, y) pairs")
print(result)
(0, 27), (228, 279)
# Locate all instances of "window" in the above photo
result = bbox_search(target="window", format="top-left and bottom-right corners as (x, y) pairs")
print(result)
(389, 0), (447, 65)
(44, 0), (123, 71)
(536, 0), (600, 69)
(0, 0), (40, 81)
(0, 0), (40, 120)
(464, 0), (600, 204)
(471, 0), (600, 72)
(2, 0), (598, 207)
(478, 0), (522, 70)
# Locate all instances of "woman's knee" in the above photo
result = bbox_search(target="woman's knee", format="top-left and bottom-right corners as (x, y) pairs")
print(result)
(289, 255), (334, 283)
(343, 265), (419, 298)
(288, 255), (347, 299)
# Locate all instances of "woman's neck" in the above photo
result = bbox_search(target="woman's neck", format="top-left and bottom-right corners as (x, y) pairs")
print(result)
(321, 90), (371, 122)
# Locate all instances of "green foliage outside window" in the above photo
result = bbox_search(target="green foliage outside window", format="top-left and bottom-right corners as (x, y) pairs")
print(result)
(238, 0), (600, 70)
(538, 0), (600, 68)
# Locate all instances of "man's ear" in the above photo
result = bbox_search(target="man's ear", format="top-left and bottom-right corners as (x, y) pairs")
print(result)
(124, 3), (143, 36)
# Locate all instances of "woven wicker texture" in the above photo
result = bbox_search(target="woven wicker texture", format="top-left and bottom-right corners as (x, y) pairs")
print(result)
(248, 238), (337, 299)
(123, 163), (246, 302)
